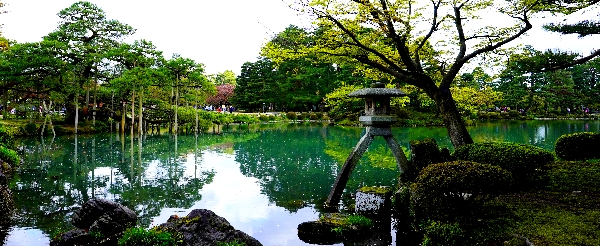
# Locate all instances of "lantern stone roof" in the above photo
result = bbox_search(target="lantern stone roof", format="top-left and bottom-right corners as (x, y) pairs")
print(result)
(348, 87), (407, 98)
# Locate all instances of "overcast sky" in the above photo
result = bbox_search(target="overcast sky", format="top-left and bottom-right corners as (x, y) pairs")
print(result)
(0, 0), (597, 76)
(0, 0), (306, 75)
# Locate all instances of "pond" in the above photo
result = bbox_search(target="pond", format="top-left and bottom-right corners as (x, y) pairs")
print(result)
(2, 120), (600, 246)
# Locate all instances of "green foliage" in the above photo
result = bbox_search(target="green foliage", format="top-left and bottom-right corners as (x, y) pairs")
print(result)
(410, 161), (513, 223)
(554, 132), (600, 161)
(300, 112), (310, 121)
(217, 239), (246, 246)
(0, 123), (14, 148)
(323, 84), (363, 123)
(118, 227), (182, 246)
(408, 138), (448, 175)
(421, 220), (465, 246)
(285, 112), (297, 121)
(258, 114), (269, 122)
(452, 142), (554, 187)
(345, 215), (374, 227)
(23, 123), (38, 136)
(0, 145), (19, 168)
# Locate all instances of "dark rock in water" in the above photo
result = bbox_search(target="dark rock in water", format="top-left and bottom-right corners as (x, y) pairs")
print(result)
(51, 199), (137, 246)
(157, 209), (262, 246)
(50, 229), (91, 246)
(72, 198), (137, 235)
(297, 221), (344, 245)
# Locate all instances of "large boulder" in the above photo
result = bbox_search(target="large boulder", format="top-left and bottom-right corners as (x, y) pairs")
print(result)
(72, 199), (138, 235)
(157, 209), (262, 246)
(52, 199), (137, 246)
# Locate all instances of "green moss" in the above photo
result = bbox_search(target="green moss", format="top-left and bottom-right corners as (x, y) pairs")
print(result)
(498, 159), (600, 246)
(118, 227), (183, 246)
(358, 186), (391, 195)
(318, 213), (373, 228)
(217, 239), (246, 246)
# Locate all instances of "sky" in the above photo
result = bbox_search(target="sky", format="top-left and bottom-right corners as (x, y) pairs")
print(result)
(0, 0), (597, 76)
(0, 0), (306, 75)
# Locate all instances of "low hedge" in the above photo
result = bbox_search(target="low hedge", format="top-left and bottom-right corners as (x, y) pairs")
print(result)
(410, 161), (513, 223)
(452, 142), (554, 187)
(555, 132), (600, 161)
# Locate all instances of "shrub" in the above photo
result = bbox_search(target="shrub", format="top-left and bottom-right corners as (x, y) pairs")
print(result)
(422, 221), (465, 246)
(508, 110), (520, 118)
(410, 161), (513, 223)
(555, 132), (600, 161)
(23, 123), (38, 136)
(409, 138), (447, 174)
(286, 112), (297, 121)
(268, 115), (276, 121)
(0, 145), (20, 168)
(118, 227), (182, 246)
(315, 112), (324, 119)
(0, 124), (14, 148)
(487, 112), (500, 119)
(300, 112), (310, 121)
(309, 113), (318, 120)
(452, 142), (554, 187)
(258, 114), (269, 122)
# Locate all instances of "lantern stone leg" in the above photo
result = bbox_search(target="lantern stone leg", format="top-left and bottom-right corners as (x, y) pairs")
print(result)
(327, 127), (375, 207)
(326, 126), (409, 207)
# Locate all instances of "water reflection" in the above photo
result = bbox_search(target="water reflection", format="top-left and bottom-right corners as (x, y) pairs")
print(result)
(3, 120), (599, 245)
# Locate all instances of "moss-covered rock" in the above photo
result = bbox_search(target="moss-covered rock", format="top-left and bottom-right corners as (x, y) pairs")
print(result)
(555, 132), (600, 161)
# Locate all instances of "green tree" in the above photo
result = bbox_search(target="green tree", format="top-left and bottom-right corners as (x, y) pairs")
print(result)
(231, 58), (277, 112)
(271, 0), (599, 148)
(44, 1), (135, 131)
(164, 54), (208, 134)
(210, 70), (237, 85)
(107, 39), (163, 134)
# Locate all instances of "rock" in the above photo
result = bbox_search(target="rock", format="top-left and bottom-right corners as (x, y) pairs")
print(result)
(51, 199), (137, 246)
(157, 209), (262, 246)
(72, 198), (137, 235)
(50, 229), (91, 246)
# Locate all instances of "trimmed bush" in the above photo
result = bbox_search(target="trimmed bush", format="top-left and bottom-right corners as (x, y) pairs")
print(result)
(555, 132), (600, 161)
(410, 161), (513, 223)
(315, 112), (324, 120)
(309, 113), (318, 120)
(409, 138), (446, 172)
(286, 112), (297, 121)
(300, 112), (310, 121)
(452, 142), (554, 187)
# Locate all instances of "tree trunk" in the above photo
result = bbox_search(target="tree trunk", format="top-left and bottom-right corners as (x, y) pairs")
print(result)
(174, 78), (179, 134)
(433, 89), (473, 149)
(121, 101), (126, 134)
(75, 92), (79, 134)
(139, 90), (143, 135)
(93, 81), (97, 126)
(131, 90), (135, 136)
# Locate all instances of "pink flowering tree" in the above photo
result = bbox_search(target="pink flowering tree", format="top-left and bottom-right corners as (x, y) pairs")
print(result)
(206, 84), (235, 108)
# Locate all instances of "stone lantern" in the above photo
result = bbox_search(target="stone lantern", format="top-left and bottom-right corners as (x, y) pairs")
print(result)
(326, 82), (411, 207)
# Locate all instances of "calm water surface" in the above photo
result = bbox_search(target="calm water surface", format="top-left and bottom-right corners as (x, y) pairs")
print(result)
(2, 120), (599, 245)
